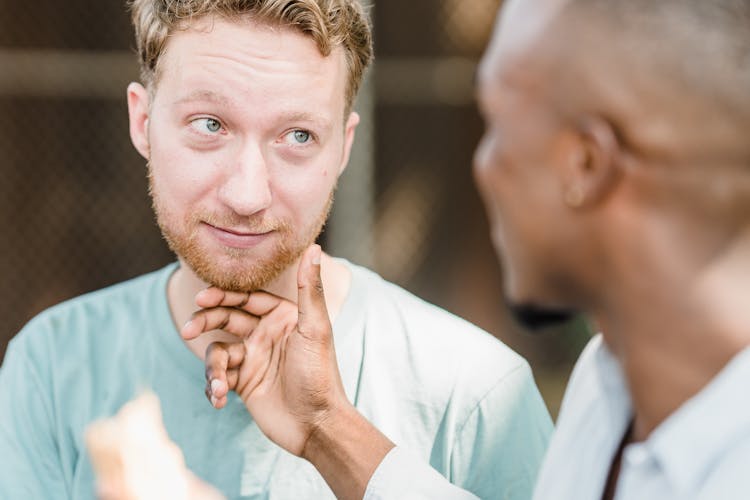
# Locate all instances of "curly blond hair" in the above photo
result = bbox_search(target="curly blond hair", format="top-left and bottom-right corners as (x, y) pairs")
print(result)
(129, 0), (373, 113)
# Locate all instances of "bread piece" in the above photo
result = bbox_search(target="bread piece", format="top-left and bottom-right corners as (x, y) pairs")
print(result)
(85, 392), (225, 500)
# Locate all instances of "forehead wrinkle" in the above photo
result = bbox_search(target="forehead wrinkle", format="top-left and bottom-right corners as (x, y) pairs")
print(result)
(173, 18), (332, 77)
(169, 36), (343, 101)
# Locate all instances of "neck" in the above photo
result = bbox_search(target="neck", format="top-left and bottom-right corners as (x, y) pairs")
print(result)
(167, 252), (352, 360)
(594, 225), (750, 441)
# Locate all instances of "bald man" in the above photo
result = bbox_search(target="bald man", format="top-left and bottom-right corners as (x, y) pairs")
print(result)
(474, 1), (750, 499)
(165, 0), (750, 498)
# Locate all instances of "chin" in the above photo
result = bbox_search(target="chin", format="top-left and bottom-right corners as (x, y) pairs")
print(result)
(502, 272), (579, 332)
(172, 234), (300, 292)
(505, 299), (579, 332)
(193, 261), (287, 293)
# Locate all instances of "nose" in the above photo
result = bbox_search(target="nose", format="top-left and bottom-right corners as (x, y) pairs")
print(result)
(217, 140), (273, 216)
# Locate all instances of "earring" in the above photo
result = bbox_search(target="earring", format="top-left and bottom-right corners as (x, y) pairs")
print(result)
(565, 185), (585, 208)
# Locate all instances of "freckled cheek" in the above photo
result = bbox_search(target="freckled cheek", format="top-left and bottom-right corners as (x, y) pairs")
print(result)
(271, 174), (334, 221)
(150, 148), (223, 207)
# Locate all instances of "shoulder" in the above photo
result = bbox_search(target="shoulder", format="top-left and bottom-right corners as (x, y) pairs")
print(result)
(7, 265), (174, 364)
(347, 261), (528, 375)
(344, 262), (543, 419)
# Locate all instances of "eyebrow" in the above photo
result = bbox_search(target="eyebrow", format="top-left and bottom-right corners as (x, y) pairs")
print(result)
(279, 111), (333, 131)
(173, 90), (233, 107)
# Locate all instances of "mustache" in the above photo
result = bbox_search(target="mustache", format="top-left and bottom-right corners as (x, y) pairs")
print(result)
(196, 213), (292, 233)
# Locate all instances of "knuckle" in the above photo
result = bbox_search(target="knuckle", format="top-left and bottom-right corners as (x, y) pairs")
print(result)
(217, 313), (230, 331)
(238, 293), (250, 308)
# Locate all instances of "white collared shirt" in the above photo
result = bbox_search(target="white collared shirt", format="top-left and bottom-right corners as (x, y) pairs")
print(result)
(533, 334), (750, 500)
(365, 447), (480, 500)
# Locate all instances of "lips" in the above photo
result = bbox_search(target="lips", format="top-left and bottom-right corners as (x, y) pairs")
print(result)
(203, 222), (274, 249)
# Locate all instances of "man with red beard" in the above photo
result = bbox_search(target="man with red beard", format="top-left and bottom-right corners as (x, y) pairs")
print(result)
(187, 0), (750, 499)
(0, 1), (551, 499)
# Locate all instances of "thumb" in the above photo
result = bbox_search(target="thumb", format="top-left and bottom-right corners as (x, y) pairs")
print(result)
(297, 244), (330, 339)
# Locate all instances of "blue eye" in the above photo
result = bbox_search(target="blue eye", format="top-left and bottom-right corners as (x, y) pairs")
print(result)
(282, 129), (313, 145)
(205, 119), (221, 133)
(191, 118), (223, 134)
(292, 130), (311, 144)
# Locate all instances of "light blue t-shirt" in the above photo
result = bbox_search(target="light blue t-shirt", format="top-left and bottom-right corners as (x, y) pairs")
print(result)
(0, 261), (552, 499)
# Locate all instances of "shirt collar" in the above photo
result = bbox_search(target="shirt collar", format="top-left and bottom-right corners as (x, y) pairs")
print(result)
(591, 336), (633, 427)
(645, 346), (750, 496)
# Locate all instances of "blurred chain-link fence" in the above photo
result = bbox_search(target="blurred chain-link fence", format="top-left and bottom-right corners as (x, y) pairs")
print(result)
(0, 0), (588, 416)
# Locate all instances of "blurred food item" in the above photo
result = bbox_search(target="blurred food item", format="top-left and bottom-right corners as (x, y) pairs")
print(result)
(85, 392), (225, 500)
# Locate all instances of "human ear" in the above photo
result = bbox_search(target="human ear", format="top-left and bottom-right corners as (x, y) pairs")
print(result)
(337, 112), (360, 176)
(127, 82), (151, 160)
(558, 116), (622, 209)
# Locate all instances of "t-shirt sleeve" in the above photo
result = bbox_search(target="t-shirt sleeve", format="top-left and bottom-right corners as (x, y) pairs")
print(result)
(0, 336), (68, 499)
(364, 447), (479, 500)
(450, 362), (553, 500)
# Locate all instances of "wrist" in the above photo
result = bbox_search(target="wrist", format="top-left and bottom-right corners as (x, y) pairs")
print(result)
(301, 400), (358, 462)
(302, 402), (395, 500)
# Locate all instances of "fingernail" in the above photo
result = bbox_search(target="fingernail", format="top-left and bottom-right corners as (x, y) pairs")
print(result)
(183, 319), (193, 331)
(210, 395), (218, 407)
(211, 379), (222, 395)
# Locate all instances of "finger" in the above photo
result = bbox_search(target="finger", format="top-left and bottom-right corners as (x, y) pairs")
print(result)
(243, 292), (289, 316)
(204, 383), (227, 410)
(204, 342), (244, 408)
(296, 244), (330, 339)
(226, 368), (239, 390)
(204, 343), (228, 408)
(195, 288), (250, 309)
(196, 286), (290, 317)
(182, 307), (259, 340)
